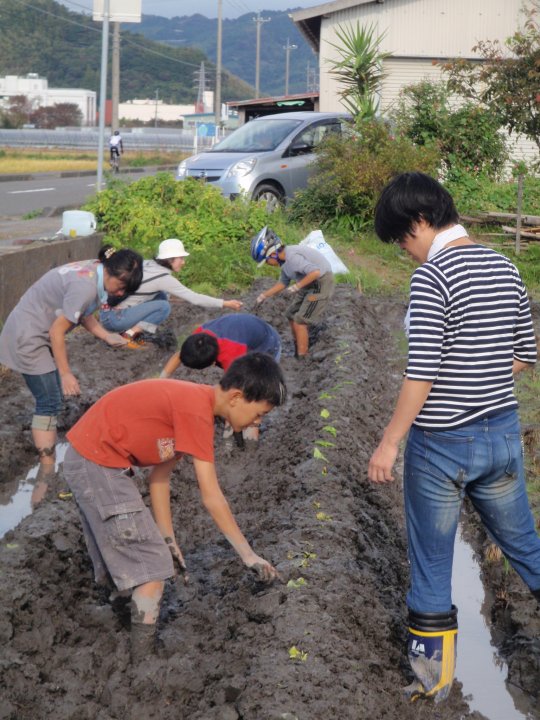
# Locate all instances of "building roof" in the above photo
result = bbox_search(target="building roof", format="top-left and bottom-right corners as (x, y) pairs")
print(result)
(290, 0), (382, 52)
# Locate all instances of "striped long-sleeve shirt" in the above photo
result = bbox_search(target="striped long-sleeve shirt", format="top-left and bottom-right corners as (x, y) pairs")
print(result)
(407, 245), (537, 429)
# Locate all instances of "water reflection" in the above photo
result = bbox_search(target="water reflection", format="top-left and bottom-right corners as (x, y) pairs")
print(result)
(454, 525), (535, 720)
(0, 443), (68, 539)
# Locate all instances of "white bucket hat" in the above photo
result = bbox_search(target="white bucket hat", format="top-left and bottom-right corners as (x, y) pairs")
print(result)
(156, 238), (190, 259)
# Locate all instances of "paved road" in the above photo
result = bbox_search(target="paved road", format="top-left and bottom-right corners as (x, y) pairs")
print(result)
(0, 167), (173, 216)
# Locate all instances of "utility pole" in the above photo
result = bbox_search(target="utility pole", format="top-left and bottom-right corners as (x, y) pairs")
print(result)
(111, 22), (120, 132)
(96, 0), (110, 192)
(154, 89), (159, 128)
(253, 12), (270, 99)
(284, 38), (297, 96)
(214, 0), (222, 132)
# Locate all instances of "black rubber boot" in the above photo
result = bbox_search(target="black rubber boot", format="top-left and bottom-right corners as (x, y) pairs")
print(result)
(404, 605), (458, 703)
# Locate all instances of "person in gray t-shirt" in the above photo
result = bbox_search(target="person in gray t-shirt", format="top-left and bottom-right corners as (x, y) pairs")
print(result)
(0, 245), (142, 473)
(251, 227), (334, 358)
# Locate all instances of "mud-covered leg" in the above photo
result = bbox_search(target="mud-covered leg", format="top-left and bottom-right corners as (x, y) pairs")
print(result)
(130, 580), (164, 663)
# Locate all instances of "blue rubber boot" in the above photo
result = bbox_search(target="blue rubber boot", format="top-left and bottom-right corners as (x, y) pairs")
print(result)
(404, 605), (458, 703)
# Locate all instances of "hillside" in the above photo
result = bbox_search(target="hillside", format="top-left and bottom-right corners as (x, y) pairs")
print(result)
(0, 0), (254, 103)
(138, 10), (317, 97)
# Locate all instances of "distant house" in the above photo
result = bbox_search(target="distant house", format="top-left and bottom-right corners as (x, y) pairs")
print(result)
(0, 74), (96, 126)
(291, 0), (537, 165)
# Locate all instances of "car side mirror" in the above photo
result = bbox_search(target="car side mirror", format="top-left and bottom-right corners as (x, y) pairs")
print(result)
(288, 141), (313, 157)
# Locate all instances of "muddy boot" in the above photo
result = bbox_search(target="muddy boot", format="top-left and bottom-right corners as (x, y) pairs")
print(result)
(404, 605), (458, 703)
(130, 621), (156, 664)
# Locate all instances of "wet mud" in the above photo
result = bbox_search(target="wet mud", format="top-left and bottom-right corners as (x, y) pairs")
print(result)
(0, 282), (538, 719)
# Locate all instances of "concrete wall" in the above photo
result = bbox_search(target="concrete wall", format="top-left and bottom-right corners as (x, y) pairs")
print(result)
(0, 234), (103, 324)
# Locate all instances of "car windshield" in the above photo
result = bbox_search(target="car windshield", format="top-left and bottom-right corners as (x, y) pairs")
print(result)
(210, 118), (303, 153)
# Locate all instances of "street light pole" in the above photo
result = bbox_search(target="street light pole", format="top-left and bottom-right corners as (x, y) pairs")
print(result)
(253, 12), (270, 99)
(96, 0), (110, 192)
(284, 38), (297, 96)
(214, 0), (222, 134)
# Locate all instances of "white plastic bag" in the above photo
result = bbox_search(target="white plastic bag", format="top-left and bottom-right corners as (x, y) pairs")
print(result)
(300, 230), (349, 275)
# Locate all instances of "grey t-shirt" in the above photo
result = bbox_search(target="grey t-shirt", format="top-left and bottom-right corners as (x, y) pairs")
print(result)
(279, 245), (332, 287)
(0, 260), (100, 374)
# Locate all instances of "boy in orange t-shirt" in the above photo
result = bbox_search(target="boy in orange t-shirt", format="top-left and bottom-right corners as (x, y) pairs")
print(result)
(64, 352), (286, 661)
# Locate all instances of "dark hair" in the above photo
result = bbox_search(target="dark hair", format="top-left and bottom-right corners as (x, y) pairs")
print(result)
(154, 258), (174, 270)
(374, 172), (459, 244)
(98, 245), (143, 293)
(180, 332), (219, 369)
(220, 352), (287, 407)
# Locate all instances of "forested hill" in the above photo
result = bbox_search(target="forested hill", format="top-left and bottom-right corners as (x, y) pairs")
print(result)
(139, 10), (317, 98)
(0, 0), (254, 103)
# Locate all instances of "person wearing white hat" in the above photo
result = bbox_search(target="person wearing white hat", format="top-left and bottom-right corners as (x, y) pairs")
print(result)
(99, 238), (243, 347)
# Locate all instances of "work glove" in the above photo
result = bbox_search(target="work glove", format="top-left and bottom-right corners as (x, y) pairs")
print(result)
(256, 293), (267, 305)
(104, 332), (128, 347)
(287, 283), (300, 294)
(165, 537), (189, 583)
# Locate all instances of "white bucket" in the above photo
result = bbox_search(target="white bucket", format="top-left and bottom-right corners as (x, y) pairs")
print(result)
(61, 211), (97, 238)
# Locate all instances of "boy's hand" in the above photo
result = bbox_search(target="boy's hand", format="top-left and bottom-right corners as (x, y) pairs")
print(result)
(256, 293), (266, 305)
(245, 554), (282, 583)
(104, 332), (128, 347)
(165, 536), (189, 583)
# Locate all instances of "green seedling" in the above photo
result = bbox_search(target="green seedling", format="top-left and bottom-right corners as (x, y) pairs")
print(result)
(322, 425), (337, 437)
(289, 646), (308, 662)
(313, 447), (328, 462)
(287, 577), (308, 589)
(316, 511), (333, 522)
(315, 440), (335, 448)
(312, 501), (321, 509)
(320, 408), (330, 419)
(300, 551), (317, 567)
(321, 466), (328, 476)
(318, 391), (334, 400)
(330, 381), (354, 391)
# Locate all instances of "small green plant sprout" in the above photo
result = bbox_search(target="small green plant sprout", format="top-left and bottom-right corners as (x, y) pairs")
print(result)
(316, 511), (333, 522)
(300, 551), (317, 568)
(289, 646), (308, 662)
(321, 466), (328, 476)
(313, 447), (329, 462)
(323, 425), (337, 437)
(287, 577), (308, 589)
(312, 500), (321, 509)
(330, 381), (354, 391)
(318, 391), (334, 400)
(315, 439), (335, 448)
(320, 408), (330, 419)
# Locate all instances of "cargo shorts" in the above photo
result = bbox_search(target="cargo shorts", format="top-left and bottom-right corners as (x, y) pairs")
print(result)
(63, 445), (174, 591)
(286, 272), (335, 326)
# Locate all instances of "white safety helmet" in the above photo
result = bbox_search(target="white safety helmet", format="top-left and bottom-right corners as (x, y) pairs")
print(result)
(156, 238), (190, 260)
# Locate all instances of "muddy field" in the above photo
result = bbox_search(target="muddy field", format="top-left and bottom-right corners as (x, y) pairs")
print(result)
(0, 281), (539, 720)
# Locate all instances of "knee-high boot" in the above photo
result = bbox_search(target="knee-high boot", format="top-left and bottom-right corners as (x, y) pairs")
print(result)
(404, 605), (458, 703)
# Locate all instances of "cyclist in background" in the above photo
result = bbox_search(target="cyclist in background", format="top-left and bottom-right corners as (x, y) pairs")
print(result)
(109, 129), (123, 171)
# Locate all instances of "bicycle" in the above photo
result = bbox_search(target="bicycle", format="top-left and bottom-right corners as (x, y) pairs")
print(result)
(110, 150), (120, 173)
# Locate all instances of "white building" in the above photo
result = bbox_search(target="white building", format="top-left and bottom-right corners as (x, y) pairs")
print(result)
(291, 0), (538, 165)
(0, 74), (96, 126)
(119, 91), (215, 124)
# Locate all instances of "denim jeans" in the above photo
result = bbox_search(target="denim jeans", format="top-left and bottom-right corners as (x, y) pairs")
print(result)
(22, 370), (63, 416)
(404, 409), (540, 613)
(100, 293), (170, 333)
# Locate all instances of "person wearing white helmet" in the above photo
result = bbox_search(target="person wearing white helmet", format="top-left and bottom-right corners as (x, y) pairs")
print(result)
(99, 238), (243, 347)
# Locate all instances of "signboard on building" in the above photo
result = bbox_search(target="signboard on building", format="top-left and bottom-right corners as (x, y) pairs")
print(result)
(93, 0), (141, 22)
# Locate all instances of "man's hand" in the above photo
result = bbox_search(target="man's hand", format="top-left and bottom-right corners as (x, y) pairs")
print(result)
(368, 439), (399, 484)
(61, 372), (80, 397)
(287, 283), (300, 294)
(256, 293), (266, 305)
(245, 553), (282, 583)
(104, 332), (128, 347)
(165, 536), (189, 583)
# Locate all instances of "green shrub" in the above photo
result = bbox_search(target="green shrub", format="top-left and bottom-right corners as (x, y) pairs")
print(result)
(445, 173), (540, 216)
(287, 120), (440, 230)
(83, 173), (291, 293)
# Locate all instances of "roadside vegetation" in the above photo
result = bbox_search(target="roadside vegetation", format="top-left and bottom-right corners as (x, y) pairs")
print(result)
(0, 148), (181, 174)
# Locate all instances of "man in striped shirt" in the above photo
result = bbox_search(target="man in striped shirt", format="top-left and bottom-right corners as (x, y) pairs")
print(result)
(368, 172), (540, 703)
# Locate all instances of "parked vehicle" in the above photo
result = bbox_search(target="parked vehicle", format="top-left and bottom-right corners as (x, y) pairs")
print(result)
(176, 111), (351, 210)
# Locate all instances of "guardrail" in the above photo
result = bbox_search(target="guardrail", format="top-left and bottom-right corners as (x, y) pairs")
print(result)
(0, 128), (219, 151)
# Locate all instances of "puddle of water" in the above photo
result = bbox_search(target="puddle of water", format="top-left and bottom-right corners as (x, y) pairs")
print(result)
(0, 443), (68, 540)
(454, 525), (535, 720)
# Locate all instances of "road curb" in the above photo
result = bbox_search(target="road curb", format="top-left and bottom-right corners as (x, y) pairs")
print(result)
(0, 165), (176, 183)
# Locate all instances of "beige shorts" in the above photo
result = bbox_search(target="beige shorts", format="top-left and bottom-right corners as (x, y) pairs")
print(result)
(286, 272), (335, 325)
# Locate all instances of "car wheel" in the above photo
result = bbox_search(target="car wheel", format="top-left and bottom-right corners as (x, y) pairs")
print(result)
(252, 184), (284, 212)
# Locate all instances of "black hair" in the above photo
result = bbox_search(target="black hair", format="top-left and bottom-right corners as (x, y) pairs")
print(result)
(220, 352), (287, 407)
(180, 332), (219, 369)
(98, 245), (143, 294)
(374, 172), (459, 244)
(154, 257), (175, 270)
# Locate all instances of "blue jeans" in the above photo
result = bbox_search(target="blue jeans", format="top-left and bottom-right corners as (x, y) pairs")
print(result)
(404, 409), (540, 613)
(22, 370), (63, 416)
(100, 293), (170, 333)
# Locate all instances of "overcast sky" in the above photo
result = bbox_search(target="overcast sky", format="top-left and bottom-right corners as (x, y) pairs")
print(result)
(58, 0), (318, 19)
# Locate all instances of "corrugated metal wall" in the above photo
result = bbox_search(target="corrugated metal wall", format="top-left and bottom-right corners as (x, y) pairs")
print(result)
(316, 0), (536, 165)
